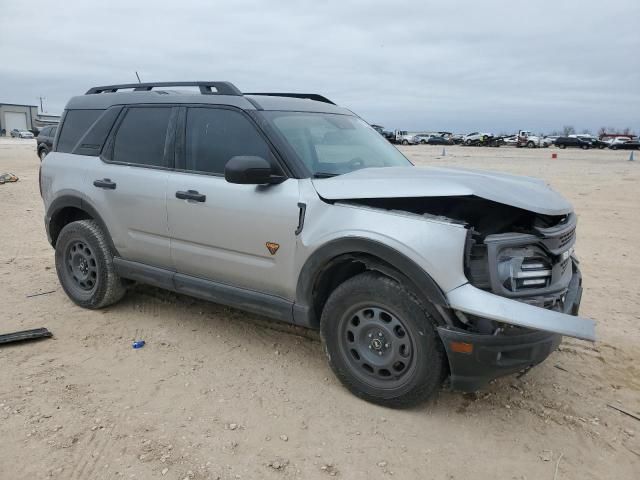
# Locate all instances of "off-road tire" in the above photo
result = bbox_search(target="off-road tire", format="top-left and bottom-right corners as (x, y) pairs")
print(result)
(320, 272), (445, 408)
(55, 220), (126, 309)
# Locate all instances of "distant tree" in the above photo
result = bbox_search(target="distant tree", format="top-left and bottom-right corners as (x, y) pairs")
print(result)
(581, 129), (591, 135)
(562, 125), (576, 136)
(598, 126), (607, 137)
(623, 127), (632, 135)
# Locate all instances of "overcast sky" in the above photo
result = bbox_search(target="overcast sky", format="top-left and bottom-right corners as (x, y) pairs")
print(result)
(1, 0), (638, 133)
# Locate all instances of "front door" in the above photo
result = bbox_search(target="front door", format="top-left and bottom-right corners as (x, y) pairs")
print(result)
(167, 106), (300, 299)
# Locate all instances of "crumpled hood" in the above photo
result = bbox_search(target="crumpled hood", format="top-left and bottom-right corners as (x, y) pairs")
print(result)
(311, 166), (573, 216)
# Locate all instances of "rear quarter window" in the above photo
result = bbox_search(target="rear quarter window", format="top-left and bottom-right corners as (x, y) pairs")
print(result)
(56, 109), (104, 153)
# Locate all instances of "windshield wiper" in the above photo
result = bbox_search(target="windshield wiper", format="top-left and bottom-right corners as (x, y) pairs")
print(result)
(312, 172), (339, 178)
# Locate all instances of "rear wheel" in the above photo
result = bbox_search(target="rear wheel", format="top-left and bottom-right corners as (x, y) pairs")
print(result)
(464, 139), (472, 146)
(38, 149), (48, 161)
(559, 144), (566, 149)
(320, 272), (445, 408)
(401, 140), (409, 145)
(55, 220), (126, 309)
(527, 141), (535, 148)
(581, 144), (589, 150)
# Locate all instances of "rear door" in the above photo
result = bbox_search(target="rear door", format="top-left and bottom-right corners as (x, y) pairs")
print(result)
(91, 106), (176, 268)
(166, 106), (300, 298)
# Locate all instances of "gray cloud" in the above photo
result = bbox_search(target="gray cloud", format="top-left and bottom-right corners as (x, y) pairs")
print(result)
(1, 0), (638, 133)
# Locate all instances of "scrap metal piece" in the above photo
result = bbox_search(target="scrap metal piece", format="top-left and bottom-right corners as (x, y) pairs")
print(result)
(0, 328), (53, 345)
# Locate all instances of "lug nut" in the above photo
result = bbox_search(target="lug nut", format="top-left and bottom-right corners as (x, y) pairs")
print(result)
(378, 332), (383, 337)
(368, 333), (372, 338)
(385, 343), (389, 348)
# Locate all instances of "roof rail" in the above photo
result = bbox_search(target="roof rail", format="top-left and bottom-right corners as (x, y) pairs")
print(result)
(244, 92), (335, 105)
(85, 81), (242, 96)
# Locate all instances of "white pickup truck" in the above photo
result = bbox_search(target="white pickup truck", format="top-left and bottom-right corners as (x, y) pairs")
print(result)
(517, 130), (551, 148)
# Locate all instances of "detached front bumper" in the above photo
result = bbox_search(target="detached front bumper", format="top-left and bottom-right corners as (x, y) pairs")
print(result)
(438, 266), (590, 391)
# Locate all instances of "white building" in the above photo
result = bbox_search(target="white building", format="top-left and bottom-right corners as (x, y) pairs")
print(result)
(0, 103), (60, 134)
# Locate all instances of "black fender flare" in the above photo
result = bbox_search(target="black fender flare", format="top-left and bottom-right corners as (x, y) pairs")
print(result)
(293, 237), (449, 328)
(46, 194), (118, 254)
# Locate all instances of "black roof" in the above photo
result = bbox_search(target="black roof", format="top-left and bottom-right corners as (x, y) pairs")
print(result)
(66, 81), (349, 115)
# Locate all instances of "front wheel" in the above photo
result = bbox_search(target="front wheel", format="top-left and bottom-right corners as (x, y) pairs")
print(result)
(55, 220), (126, 309)
(558, 144), (566, 149)
(39, 149), (48, 161)
(527, 141), (535, 148)
(401, 140), (409, 145)
(320, 272), (445, 408)
(581, 145), (589, 150)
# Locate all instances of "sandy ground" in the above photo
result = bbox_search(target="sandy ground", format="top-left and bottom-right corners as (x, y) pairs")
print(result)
(1, 137), (639, 479)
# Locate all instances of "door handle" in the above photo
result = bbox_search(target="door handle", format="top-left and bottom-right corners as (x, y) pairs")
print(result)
(93, 178), (116, 189)
(175, 190), (206, 202)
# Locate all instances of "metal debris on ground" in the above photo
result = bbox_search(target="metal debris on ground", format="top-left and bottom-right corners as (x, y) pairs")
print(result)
(607, 404), (640, 422)
(26, 290), (56, 298)
(0, 328), (52, 346)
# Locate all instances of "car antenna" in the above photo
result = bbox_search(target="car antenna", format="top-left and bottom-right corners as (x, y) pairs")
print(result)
(135, 71), (142, 84)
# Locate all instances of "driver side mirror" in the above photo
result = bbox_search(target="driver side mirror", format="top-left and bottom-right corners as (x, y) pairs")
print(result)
(224, 156), (284, 185)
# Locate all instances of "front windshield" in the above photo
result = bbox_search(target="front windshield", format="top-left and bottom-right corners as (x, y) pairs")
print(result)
(264, 112), (412, 176)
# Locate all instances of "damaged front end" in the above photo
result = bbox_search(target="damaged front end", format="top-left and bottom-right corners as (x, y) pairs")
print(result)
(347, 195), (595, 391)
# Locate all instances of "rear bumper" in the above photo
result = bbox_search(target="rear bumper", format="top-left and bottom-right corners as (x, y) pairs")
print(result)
(438, 266), (585, 391)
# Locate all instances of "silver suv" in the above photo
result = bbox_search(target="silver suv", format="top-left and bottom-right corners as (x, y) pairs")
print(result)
(40, 81), (595, 407)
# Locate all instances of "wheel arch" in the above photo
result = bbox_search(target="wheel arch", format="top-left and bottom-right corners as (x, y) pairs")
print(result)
(46, 195), (117, 254)
(294, 238), (449, 329)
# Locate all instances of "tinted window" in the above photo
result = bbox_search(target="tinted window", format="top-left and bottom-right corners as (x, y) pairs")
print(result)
(57, 109), (103, 153)
(113, 107), (172, 167)
(185, 108), (270, 174)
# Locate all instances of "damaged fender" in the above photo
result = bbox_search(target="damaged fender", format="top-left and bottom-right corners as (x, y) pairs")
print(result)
(446, 283), (596, 341)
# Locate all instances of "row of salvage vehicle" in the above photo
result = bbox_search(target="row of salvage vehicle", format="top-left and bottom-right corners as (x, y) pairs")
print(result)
(371, 126), (640, 150)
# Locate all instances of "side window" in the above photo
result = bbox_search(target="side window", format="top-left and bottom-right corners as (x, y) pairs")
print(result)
(57, 109), (103, 153)
(112, 107), (172, 167)
(185, 108), (270, 174)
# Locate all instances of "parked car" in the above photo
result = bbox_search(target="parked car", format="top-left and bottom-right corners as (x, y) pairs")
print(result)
(10, 129), (35, 139)
(554, 136), (591, 149)
(36, 125), (57, 160)
(608, 139), (640, 150)
(463, 132), (492, 146)
(516, 130), (551, 148)
(425, 135), (451, 145)
(450, 134), (465, 145)
(394, 130), (419, 145)
(571, 135), (607, 149)
(41, 81), (594, 407)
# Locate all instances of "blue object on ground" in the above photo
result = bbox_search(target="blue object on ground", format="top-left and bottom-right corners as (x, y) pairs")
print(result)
(132, 340), (145, 349)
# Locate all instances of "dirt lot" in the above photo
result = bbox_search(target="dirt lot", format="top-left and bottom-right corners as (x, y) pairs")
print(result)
(1, 138), (638, 479)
